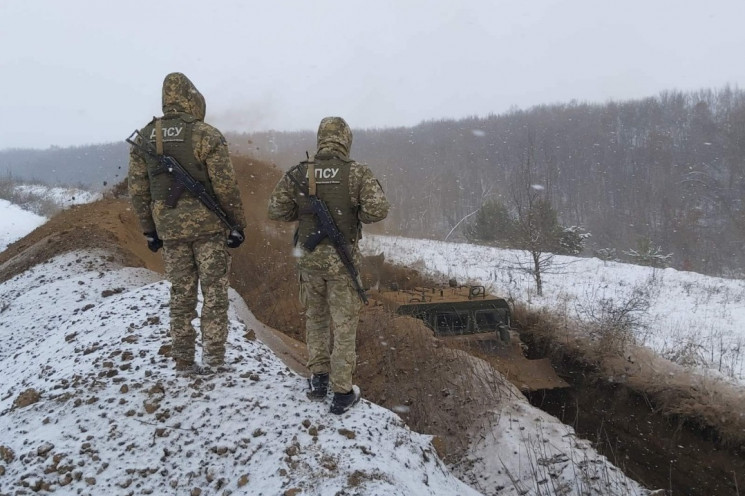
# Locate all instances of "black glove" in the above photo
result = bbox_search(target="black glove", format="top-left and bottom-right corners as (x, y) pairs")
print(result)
(144, 231), (163, 253)
(226, 229), (245, 249)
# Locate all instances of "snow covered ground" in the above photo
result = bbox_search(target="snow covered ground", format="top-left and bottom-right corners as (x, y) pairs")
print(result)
(0, 199), (46, 251)
(361, 235), (745, 386)
(0, 193), (654, 495)
(0, 251), (483, 495)
(0, 184), (101, 251)
(13, 184), (101, 208)
(0, 250), (653, 495)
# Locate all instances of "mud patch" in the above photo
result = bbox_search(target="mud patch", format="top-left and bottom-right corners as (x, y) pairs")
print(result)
(442, 333), (569, 392)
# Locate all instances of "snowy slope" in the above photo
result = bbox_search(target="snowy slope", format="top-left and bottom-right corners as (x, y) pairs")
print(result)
(0, 184), (100, 252)
(13, 184), (101, 207)
(0, 249), (654, 496)
(0, 251), (482, 496)
(0, 198), (657, 495)
(0, 199), (46, 252)
(361, 235), (745, 386)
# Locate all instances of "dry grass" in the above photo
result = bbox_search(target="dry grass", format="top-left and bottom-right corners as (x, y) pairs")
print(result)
(512, 302), (745, 448)
(0, 177), (61, 217)
(361, 252), (441, 291)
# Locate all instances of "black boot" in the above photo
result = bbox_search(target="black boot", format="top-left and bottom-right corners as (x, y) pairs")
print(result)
(330, 385), (361, 414)
(306, 373), (329, 401)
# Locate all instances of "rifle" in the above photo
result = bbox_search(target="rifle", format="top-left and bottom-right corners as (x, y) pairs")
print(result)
(126, 129), (242, 234)
(286, 162), (369, 305)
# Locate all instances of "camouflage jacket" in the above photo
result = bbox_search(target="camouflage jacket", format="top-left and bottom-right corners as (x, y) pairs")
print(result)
(268, 150), (389, 275)
(128, 72), (246, 242)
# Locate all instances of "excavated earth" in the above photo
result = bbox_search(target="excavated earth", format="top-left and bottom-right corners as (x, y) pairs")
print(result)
(1, 154), (744, 495)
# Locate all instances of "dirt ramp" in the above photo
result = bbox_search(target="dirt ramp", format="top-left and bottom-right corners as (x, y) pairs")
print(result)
(0, 195), (163, 283)
(0, 154), (285, 280)
(0, 154), (306, 341)
(355, 306), (521, 460)
(228, 156), (306, 341)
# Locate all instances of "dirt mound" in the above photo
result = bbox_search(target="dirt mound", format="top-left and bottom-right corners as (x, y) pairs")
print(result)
(0, 155), (301, 334)
(355, 306), (518, 460)
(0, 193), (163, 282)
(0, 153), (520, 463)
(4, 153), (744, 494)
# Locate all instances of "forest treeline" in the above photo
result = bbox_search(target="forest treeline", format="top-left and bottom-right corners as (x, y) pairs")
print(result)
(0, 143), (128, 191)
(231, 86), (745, 276)
(2, 86), (744, 275)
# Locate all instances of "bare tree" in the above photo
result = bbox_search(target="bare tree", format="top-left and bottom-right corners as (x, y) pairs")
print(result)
(510, 146), (558, 296)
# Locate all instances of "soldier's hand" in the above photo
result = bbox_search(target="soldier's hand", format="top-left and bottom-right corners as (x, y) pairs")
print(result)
(144, 231), (163, 253)
(226, 229), (245, 249)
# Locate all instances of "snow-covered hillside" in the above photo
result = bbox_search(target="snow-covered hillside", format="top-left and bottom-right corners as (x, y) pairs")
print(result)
(0, 204), (653, 495)
(361, 235), (745, 386)
(13, 184), (100, 208)
(0, 199), (46, 251)
(0, 196), (661, 495)
(0, 251), (483, 495)
(0, 184), (101, 251)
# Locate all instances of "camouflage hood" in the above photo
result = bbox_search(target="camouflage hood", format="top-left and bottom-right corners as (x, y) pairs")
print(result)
(162, 72), (206, 121)
(316, 116), (352, 158)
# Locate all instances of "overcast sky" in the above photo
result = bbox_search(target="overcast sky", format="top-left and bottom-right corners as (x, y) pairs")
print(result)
(2, 0), (744, 150)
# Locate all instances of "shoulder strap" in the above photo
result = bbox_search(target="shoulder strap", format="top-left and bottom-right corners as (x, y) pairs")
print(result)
(154, 118), (163, 155)
(307, 158), (317, 196)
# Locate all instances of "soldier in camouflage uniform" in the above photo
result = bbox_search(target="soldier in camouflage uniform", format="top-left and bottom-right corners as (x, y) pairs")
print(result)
(128, 72), (247, 374)
(268, 116), (389, 414)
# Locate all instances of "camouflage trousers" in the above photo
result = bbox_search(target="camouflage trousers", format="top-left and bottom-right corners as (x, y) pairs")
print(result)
(300, 270), (362, 394)
(163, 232), (231, 364)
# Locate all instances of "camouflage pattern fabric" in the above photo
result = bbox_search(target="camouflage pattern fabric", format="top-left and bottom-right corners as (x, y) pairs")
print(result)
(162, 72), (206, 120)
(128, 72), (246, 241)
(316, 116), (353, 157)
(267, 116), (389, 393)
(127, 73), (244, 369)
(300, 270), (362, 393)
(268, 118), (390, 273)
(163, 233), (231, 364)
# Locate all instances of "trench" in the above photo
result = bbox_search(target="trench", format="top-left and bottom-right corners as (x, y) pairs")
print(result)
(521, 337), (745, 496)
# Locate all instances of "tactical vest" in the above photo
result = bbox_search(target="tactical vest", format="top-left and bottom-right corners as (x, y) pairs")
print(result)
(141, 114), (215, 202)
(296, 156), (359, 248)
